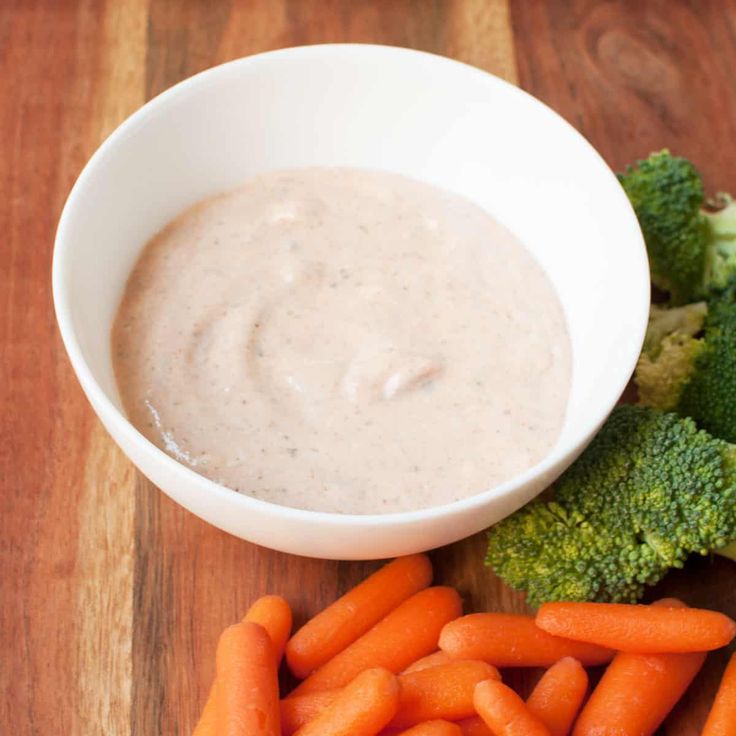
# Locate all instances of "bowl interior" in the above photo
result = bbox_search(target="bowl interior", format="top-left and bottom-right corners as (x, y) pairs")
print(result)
(55, 45), (649, 503)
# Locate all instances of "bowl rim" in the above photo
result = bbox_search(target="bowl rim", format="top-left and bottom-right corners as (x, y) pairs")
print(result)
(52, 42), (650, 527)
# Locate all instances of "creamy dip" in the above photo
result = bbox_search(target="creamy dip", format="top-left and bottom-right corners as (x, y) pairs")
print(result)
(113, 168), (571, 513)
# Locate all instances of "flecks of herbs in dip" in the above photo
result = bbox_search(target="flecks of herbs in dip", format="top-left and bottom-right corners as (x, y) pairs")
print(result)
(112, 168), (571, 513)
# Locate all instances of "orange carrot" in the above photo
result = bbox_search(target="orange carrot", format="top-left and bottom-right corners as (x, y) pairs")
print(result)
(573, 650), (705, 735)
(474, 679), (552, 736)
(439, 613), (614, 667)
(390, 660), (500, 729)
(403, 651), (452, 674)
(456, 717), (493, 736)
(282, 660), (498, 734)
(287, 555), (433, 678)
(290, 586), (462, 696)
(536, 601), (736, 653)
(293, 668), (399, 736)
(244, 594), (293, 662)
(394, 721), (463, 735)
(701, 651), (736, 736)
(573, 598), (706, 736)
(193, 595), (292, 735)
(215, 622), (280, 736)
(526, 657), (587, 736)
(281, 690), (340, 736)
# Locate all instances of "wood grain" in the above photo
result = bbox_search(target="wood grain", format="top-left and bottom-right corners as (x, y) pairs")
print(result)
(1, 1), (734, 734)
(510, 0), (736, 191)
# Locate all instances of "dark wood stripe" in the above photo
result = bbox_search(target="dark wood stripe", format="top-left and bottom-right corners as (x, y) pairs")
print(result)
(145, 0), (235, 99)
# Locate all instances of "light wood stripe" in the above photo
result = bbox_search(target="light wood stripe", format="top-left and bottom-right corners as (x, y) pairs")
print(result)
(72, 2), (146, 733)
(89, 0), (149, 144)
(74, 426), (137, 735)
(446, 0), (519, 82)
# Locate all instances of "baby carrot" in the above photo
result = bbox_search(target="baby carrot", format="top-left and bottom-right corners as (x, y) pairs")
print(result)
(215, 622), (280, 736)
(702, 651), (736, 736)
(572, 598), (706, 736)
(244, 594), (293, 662)
(403, 651), (452, 674)
(456, 717), (493, 736)
(526, 657), (588, 736)
(281, 690), (340, 736)
(390, 660), (501, 729)
(293, 668), (399, 736)
(287, 554), (433, 679)
(282, 660), (498, 734)
(439, 613), (614, 667)
(394, 721), (463, 735)
(536, 601), (736, 653)
(474, 679), (552, 736)
(193, 595), (292, 735)
(290, 586), (462, 696)
(573, 650), (705, 735)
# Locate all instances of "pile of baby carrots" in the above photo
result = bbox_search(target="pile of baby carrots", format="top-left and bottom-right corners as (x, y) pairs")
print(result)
(192, 554), (736, 736)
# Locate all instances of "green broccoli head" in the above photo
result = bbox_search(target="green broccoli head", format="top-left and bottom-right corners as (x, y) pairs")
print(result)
(634, 295), (736, 443)
(620, 151), (736, 303)
(486, 405), (736, 605)
(619, 150), (707, 304)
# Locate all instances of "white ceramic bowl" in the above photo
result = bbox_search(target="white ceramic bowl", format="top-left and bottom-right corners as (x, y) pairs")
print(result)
(53, 44), (649, 559)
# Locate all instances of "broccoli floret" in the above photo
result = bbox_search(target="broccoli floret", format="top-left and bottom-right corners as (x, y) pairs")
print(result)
(619, 151), (736, 304)
(486, 405), (736, 605)
(635, 295), (736, 442)
(619, 150), (707, 304)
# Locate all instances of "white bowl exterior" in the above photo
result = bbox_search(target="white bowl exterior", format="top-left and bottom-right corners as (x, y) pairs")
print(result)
(53, 45), (649, 559)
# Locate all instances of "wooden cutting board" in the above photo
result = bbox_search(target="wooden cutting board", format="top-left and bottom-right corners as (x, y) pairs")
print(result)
(3, 1), (736, 733)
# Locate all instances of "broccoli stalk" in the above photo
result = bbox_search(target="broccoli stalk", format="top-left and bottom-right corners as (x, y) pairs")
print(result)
(704, 194), (736, 293)
(635, 302), (708, 411)
(486, 405), (736, 605)
(635, 293), (736, 443)
(719, 541), (736, 562)
(619, 151), (736, 304)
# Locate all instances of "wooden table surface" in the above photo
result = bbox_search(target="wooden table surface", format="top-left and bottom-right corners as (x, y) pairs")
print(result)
(3, 1), (736, 733)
